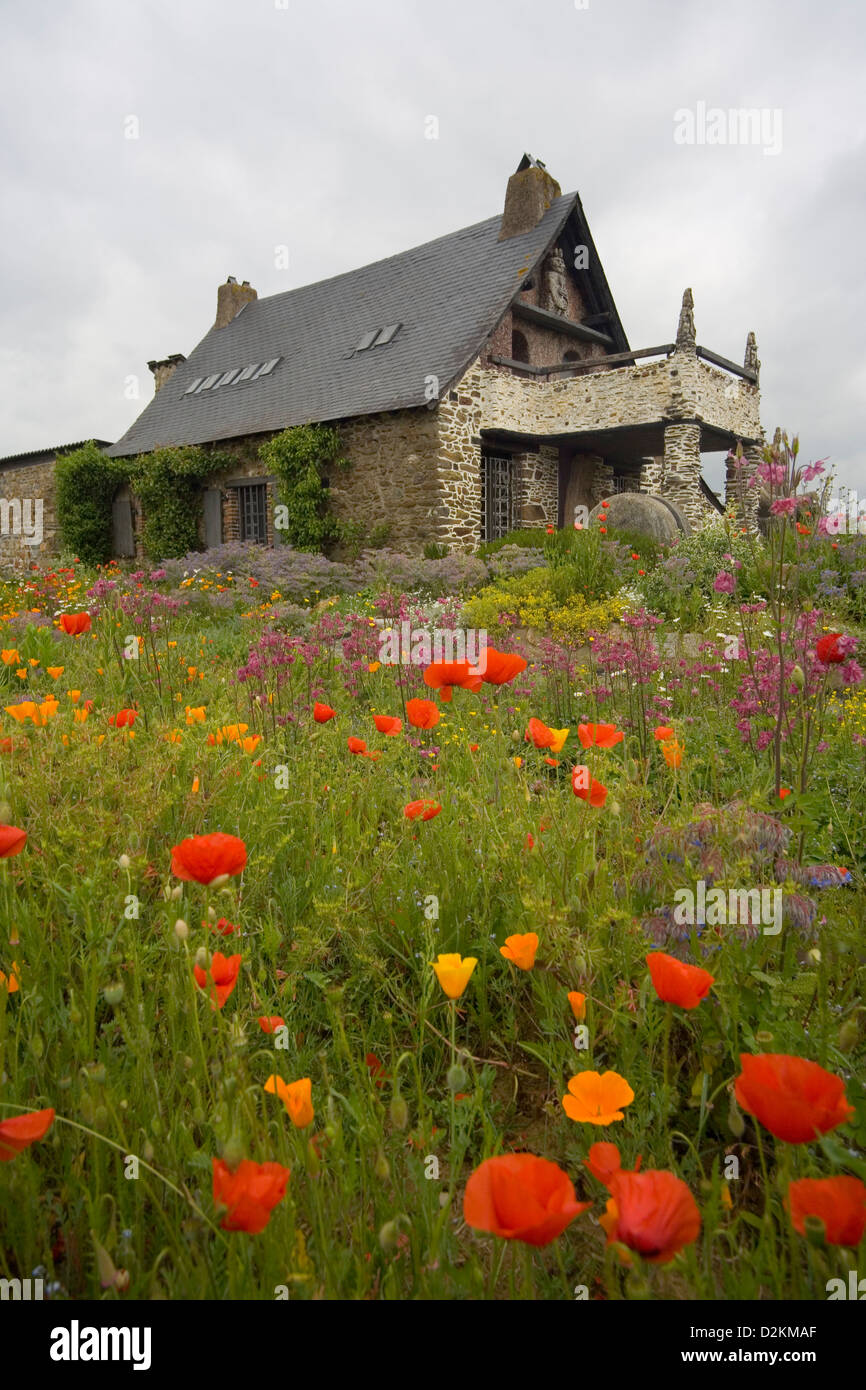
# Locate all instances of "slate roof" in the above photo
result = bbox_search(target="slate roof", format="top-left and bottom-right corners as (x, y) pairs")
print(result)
(108, 191), (628, 458)
(0, 440), (112, 469)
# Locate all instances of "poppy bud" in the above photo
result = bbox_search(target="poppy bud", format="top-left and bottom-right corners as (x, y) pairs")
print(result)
(30, 1035), (44, 1059)
(374, 1148), (390, 1181)
(378, 1219), (398, 1252)
(791, 664), (805, 689)
(390, 1095), (409, 1130)
(727, 1090), (745, 1139)
(118, 854), (131, 869)
(174, 919), (189, 941)
(171, 884), (183, 900)
(142, 1139), (155, 1162)
(807, 948), (821, 964)
(511, 729), (521, 743)
(114, 1269), (130, 1293)
(838, 1018), (860, 1053)
(194, 945), (209, 969)
(755, 1030), (774, 1044)
(447, 1063), (468, 1094)
(103, 982), (124, 1005)
(221, 1136), (244, 1172)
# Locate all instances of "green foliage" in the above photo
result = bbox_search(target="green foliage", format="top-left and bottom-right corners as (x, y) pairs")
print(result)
(55, 442), (129, 564)
(463, 566), (628, 641)
(477, 527), (551, 556)
(129, 446), (225, 560)
(259, 424), (350, 553)
(636, 527), (756, 621)
(603, 525), (663, 571)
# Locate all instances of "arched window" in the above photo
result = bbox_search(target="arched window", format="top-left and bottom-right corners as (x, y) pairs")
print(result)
(563, 350), (581, 364)
(511, 329), (530, 364)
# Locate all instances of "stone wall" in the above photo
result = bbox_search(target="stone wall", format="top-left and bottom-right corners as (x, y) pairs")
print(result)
(514, 445), (559, 527)
(0, 457), (59, 568)
(329, 407), (442, 551)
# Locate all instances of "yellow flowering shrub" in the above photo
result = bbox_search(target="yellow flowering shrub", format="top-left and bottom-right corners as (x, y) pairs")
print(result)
(464, 568), (628, 643)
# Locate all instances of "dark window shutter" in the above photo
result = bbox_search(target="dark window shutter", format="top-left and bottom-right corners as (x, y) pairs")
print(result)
(204, 488), (223, 548)
(111, 497), (135, 557)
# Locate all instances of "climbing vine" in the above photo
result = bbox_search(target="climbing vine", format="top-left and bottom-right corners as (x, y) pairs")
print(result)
(55, 442), (130, 564)
(129, 446), (231, 559)
(258, 425), (350, 552)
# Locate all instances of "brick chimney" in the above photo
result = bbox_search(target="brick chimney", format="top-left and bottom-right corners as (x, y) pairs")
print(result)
(147, 353), (186, 394)
(498, 155), (562, 241)
(215, 275), (257, 329)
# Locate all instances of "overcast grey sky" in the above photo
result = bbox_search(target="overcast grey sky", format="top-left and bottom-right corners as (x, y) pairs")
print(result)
(2, 0), (863, 495)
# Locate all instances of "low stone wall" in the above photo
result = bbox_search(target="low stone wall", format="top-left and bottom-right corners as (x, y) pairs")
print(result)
(0, 457), (59, 567)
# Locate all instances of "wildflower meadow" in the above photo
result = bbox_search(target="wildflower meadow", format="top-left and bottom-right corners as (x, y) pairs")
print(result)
(1, 438), (865, 1318)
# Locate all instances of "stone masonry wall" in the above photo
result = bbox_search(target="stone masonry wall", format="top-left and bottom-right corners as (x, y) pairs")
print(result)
(329, 407), (442, 551)
(514, 446), (559, 527)
(0, 458), (59, 568)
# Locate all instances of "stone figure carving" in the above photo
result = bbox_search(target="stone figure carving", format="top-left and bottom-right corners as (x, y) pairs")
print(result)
(542, 247), (569, 316)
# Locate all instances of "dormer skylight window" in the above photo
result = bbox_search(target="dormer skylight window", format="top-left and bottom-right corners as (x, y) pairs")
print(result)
(351, 324), (403, 354)
(182, 357), (283, 399)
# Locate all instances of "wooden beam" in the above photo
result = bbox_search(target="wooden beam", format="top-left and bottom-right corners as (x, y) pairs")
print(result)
(696, 345), (758, 384)
(548, 344), (675, 373)
(512, 300), (615, 346)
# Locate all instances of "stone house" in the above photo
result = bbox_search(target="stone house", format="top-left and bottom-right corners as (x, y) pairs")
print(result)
(84, 157), (768, 555)
(0, 440), (113, 565)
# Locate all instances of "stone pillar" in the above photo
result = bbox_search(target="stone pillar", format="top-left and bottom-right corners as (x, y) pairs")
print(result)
(661, 421), (704, 528)
(726, 440), (763, 534)
(513, 444), (559, 527)
(639, 456), (664, 494)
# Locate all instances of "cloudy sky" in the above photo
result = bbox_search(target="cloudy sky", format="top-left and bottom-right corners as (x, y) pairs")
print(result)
(2, 0), (863, 496)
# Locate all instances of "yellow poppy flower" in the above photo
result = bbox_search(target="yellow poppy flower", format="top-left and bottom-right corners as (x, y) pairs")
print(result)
(430, 952), (477, 1000)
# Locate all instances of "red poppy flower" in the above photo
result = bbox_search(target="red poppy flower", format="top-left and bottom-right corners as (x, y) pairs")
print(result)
(0, 1107), (55, 1161)
(734, 1053), (854, 1143)
(572, 770), (608, 807)
(463, 1153), (590, 1247)
(204, 916), (239, 936)
(787, 1177), (866, 1246)
(585, 1141), (624, 1186)
(404, 800), (442, 821)
(405, 698), (440, 729)
(423, 661), (484, 702)
(653, 726), (675, 742)
(313, 703), (336, 723)
(525, 717), (569, 753)
(59, 613), (91, 636)
(373, 714), (402, 736)
(646, 952), (715, 1010)
(0, 824), (27, 858)
(577, 722), (624, 749)
(212, 1157), (290, 1233)
(602, 1169), (701, 1264)
(258, 1015), (285, 1033)
(479, 647), (528, 686)
(366, 1053), (387, 1088)
(171, 832), (247, 885)
(816, 633), (845, 664)
(109, 708), (138, 728)
(194, 951), (242, 1009)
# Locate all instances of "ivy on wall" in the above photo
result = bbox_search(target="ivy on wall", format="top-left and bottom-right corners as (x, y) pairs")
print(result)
(129, 446), (232, 558)
(258, 425), (350, 552)
(55, 442), (130, 564)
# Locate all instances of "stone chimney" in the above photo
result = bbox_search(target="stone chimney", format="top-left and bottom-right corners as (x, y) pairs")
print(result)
(215, 276), (257, 329)
(147, 353), (186, 394)
(498, 155), (561, 241)
(675, 288), (696, 353)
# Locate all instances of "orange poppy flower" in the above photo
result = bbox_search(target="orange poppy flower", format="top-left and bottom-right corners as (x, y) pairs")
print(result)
(653, 726), (675, 741)
(563, 1070), (635, 1125)
(423, 660), (484, 702)
(577, 722), (624, 749)
(373, 714), (402, 736)
(525, 717), (569, 753)
(109, 708), (138, 728)
(479, 647), (528, 686)
(602, 1169), (701, 1264)
(193, 951), (242, 1009)
(0, 825), (27, 858)
(240, 736), (261, 754)
(662, 739), (684, 767)
(59, 613), (91, 636)
(500, 932), (538, 971)
(257, 1015), (285, 1034)
(67, 690), (81, 704)
(404, 800), (442, 821)
(463, 1153), (590, 1247)
(185, 705), (206, 724)
(313, 703), (336, 723)
(568, 991), (586, 1022)
(405, 698), (440, 729)
(0, 960), (20, 994)
(212, 1156), (290, 1233)
(430, 952), (477, 999)
(171, 832), (247, 885)
(646, 952), (715, 1010)
(0, 650), (20, 666)
(264, 1075), (314, 1129)
(46, 666), (64, 680)
(787, 1177), (866, 1246)
(734, 1053), (854, 1143)
(0, 1107), (55, 1161)
(572, 770), (608, 807)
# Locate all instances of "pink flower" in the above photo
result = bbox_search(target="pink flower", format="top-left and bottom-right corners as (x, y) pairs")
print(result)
(713, 571), (735, 594)
(770, 497), (799, 517)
